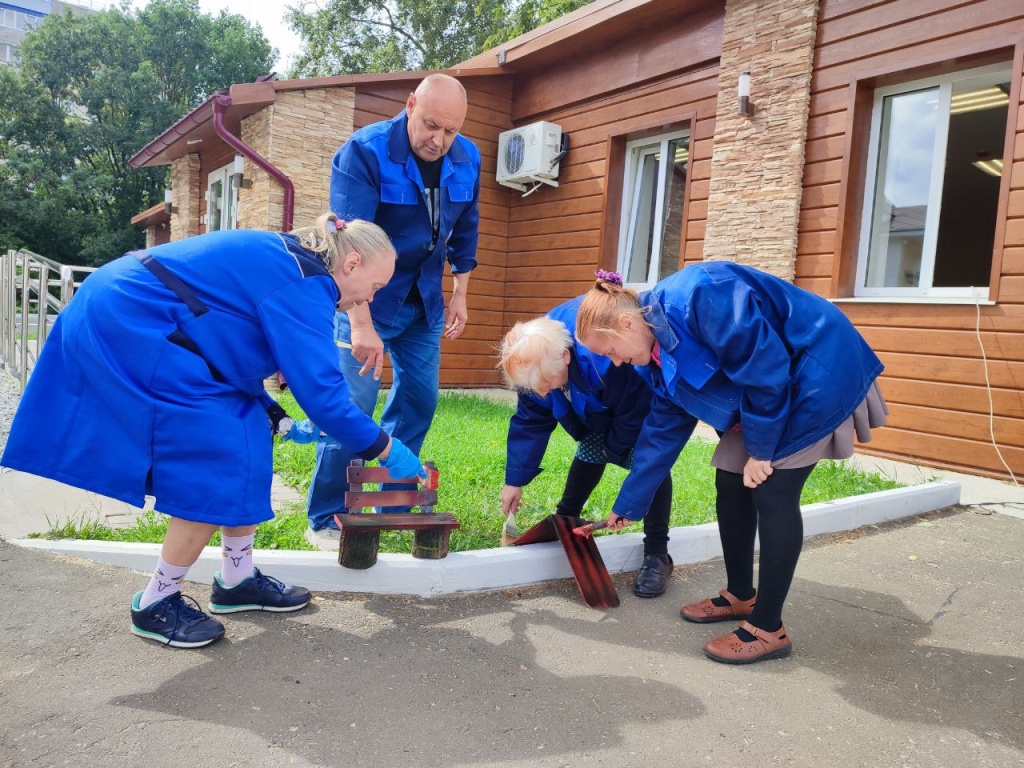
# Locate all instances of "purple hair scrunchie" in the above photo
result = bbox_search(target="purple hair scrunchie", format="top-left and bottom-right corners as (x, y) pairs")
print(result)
(595, 269), (623, 287)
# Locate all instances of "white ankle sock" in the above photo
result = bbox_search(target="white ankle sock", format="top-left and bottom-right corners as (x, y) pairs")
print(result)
(220, 533), (255, 587)
(140, 558), (190, 608)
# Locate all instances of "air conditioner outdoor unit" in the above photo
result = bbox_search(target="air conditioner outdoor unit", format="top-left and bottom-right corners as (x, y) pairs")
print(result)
(496, 121), (565, 193)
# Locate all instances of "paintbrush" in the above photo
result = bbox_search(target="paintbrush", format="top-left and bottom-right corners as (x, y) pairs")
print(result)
(572, 519), (610, 538)
(500, 512), (520, 547)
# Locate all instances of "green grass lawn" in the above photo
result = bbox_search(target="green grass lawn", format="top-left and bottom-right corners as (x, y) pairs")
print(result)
(38, 392), (902, 551)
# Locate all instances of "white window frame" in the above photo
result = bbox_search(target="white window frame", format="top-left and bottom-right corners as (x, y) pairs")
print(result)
(617, 129), (689, 290)
(856, 62), (1011, 300)
(204, 162), (239, 232)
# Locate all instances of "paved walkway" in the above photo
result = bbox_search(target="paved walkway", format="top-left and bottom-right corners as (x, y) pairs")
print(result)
(1, 505), (1021, 767)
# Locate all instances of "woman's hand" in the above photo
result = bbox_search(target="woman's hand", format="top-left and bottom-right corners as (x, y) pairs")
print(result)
(501, 485), (522, 516)
(605, 512), (633, 531)
(743, 457), (774, 488)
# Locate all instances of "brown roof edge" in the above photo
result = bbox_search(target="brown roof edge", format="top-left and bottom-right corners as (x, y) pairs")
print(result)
(129, 94), (217, 169)
(458, 0), (711, 69)
(457, 0), (643, 68)
(130, 202), (170, 228)
(129, 82), (276, 170)
(130, 68), (509, 169)
(269, 66), (508, 94)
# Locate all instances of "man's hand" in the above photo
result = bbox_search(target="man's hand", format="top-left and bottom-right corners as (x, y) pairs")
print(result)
(348, 304), (385, 380)
(501, 485), (522, 517)
(743, 457), (774, 489)
(444, 292), (468, 340)
(444, 271), (472, 340)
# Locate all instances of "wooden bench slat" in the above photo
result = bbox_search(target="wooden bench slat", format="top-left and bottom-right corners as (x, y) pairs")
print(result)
(346, 466), (422, 484)
(336, 512), (460, 531)
(345, 490), (438, 509)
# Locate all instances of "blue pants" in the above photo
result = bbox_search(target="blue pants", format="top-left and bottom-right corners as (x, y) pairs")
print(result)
(307, 302), (442, 530)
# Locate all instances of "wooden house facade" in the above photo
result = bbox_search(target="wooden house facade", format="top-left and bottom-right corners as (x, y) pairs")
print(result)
(130, 0), (1024, 481)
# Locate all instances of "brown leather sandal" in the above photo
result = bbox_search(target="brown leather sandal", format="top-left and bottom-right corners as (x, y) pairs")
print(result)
(680, 589), (756, 624)
(702, 620), (793, 665)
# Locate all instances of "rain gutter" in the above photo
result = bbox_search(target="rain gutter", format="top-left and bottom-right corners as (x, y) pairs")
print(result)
(212, 93), (294, 232)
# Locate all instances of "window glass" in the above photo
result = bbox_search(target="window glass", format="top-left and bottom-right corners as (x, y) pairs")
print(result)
(858, 63), (1011, 297)
(205, 162), (239, 232)
(207, 178), (225, 232)
(618, 130), (689, 288)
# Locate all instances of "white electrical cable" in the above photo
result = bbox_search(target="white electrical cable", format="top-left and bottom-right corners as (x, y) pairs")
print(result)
(974, 288), (1020, 486)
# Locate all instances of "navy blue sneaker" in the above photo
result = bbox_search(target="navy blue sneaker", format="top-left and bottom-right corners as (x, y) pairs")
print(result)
(208, 568), (312, 614)
(130, 591), (226, 648)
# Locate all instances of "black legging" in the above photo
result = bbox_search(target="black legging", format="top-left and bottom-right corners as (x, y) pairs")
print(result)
(555, 456), (673, 555)
(715, 464), (816, 632)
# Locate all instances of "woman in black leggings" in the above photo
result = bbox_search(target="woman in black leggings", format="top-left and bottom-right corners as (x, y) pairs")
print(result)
(576, 264), (887, 664)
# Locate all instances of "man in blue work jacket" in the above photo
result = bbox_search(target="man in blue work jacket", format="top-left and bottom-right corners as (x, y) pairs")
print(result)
(306, 73), (481, 541)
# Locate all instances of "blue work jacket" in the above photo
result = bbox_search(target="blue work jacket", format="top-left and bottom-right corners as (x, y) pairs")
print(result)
(330, 111), (481, 330)
(1, 230), (388, 527)
(505, 297), (652, 487)
(613, 262), (884, 520)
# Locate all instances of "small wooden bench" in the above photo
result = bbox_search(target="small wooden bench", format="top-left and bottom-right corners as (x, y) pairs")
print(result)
(335, 461), (459, 569)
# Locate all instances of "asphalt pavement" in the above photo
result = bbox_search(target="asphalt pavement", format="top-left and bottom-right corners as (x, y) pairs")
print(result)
(2, 504), (1022, 768)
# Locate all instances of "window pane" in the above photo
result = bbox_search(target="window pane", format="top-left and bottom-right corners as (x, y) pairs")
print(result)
(932, 80), (1008, 288)
(624, 152), (659, 284)
(865, 88), (938, 288)
(657, 137), (688, 281)
(208, 179), (224, 232)
(226, 175), (238, 230)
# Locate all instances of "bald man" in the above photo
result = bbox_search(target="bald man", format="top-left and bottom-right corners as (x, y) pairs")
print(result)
(306, 74), (481, 541)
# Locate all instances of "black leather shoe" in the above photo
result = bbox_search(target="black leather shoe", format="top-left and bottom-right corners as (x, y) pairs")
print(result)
(632, 553), (673, 598)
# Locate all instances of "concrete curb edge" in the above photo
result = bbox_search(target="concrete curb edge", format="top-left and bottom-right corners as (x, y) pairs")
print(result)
(10, 481), (961, 597)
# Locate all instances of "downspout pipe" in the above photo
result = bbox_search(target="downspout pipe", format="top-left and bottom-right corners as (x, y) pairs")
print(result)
(212, 93), (294, 232)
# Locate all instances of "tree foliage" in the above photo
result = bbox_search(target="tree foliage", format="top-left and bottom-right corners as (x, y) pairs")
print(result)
(0, 0), (274, 265)
(286, 0), (588, 77)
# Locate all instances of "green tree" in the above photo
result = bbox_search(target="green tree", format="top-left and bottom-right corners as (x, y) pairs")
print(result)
(0, 0), (275, 266)
(286, 0), (585, 77)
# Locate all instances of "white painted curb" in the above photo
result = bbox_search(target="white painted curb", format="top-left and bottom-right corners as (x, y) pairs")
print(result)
(11, 481), (960, 597)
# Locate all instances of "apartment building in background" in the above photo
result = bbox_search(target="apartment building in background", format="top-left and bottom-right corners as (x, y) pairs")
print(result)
(0, 0), (98, 65)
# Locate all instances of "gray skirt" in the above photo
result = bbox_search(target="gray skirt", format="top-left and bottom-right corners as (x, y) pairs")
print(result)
(711, 381), (889, 474)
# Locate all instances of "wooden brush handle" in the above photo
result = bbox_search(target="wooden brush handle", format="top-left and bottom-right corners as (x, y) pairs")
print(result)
(572, 519), (610, 538)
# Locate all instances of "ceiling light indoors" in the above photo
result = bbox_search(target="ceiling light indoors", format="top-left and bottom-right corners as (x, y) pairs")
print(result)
(950, 86), (1009, 115)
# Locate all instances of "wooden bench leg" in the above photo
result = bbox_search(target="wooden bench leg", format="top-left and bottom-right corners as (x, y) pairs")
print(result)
(338, 529), (381, 569)
(412, 528), (452, 560)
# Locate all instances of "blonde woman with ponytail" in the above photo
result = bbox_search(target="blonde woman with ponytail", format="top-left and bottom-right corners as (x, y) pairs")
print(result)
(576, 264), (887, 665)
(2, 213), (424, 649)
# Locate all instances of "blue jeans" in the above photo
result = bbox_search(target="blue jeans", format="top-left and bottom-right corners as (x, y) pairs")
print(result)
(306, 302), (442, 530)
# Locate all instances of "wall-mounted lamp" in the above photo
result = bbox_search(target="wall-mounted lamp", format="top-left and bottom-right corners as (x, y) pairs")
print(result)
(738, 71), (756, 117)
(232, 155), (252, 189)
(163, 188), (173, 215)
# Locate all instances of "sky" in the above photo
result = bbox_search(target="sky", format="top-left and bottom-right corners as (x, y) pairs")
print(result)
(108, 0), (304, 71)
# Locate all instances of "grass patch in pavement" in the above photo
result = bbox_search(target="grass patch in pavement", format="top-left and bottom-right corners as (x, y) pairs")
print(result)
(35, 392), (902, 552)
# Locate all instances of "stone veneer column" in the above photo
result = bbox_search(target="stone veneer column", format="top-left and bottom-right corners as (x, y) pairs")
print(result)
(169, 154), (201, 242)
(702, 0), (820, 280)
(239, 87), (356, 232)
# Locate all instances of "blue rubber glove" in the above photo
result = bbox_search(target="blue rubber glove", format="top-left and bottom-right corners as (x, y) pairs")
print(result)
(381, 437), (426, 482)
(282, 419), (320, 445)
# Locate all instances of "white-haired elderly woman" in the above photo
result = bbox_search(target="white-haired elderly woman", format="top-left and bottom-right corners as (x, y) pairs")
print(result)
(498, 296), (675, 598)
(2, 213), (425, 649)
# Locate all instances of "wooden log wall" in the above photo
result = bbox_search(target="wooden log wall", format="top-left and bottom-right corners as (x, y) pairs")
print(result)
(353, 77), (514, 388)
(804, 0), (1024, 479)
